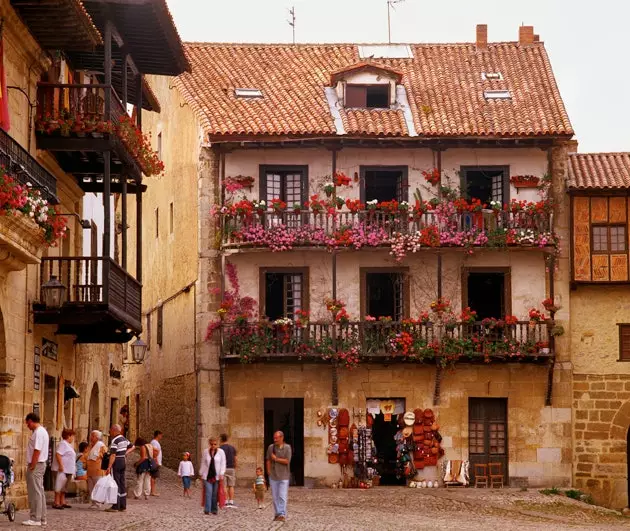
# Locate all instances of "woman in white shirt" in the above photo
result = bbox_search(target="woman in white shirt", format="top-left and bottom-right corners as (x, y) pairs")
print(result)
(198, 438), (226, 515)
(52, 429), (76, 509)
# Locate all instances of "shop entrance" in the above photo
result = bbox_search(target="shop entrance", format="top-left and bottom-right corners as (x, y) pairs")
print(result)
(368, 397), (406, 485)
(264, 398), (304, 486)
(469, 398), (508, 485)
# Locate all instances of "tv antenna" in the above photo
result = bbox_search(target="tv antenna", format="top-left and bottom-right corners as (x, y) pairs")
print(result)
(387, 0), (405, 43)
(287, 6), (296, 44)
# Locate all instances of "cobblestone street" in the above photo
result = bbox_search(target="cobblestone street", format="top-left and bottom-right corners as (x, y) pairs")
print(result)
(1, 468), (629, 530)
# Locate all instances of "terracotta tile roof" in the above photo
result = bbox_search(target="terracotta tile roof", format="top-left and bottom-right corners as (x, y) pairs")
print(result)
(176, 42), (574, 140)
(342, 109), (408, 136)
(568, 153), (630, 190)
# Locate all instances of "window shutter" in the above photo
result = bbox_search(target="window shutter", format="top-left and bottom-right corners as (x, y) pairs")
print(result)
(620, 325), (630, 361)
(397, 169), (409, 203)
(259, 167), (267, 205)
(345, 85), (366, 107)
(146, 313), (151, 351)
(157, 305), (163, 347)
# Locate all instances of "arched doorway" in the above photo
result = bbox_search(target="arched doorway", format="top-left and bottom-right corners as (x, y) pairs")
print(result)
(88, 383), (99, 435)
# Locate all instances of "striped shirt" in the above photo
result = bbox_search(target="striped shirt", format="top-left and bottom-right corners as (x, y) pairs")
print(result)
(110, 434), (131, 458)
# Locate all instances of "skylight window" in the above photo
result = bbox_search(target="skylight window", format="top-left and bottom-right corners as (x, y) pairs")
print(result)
(234, 88), (263, 98)
(358, 44), (413, 59)
(484, 90), (511, 100)
(482, 72), (503, 81)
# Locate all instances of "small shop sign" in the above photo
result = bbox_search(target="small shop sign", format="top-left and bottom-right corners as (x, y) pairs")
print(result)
(42, 338), (57, 361)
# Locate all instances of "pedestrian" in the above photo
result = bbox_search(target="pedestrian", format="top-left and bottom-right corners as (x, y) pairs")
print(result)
(86, 430), (106, 508)
(265, 430), (292, 522)
(219, 433), (237, 507)
(252, 466), (266, 510)
(22, 412), (49, 527)
(177, 452), (194, 498)
(133, 437), (152, 500)
(150, 430), (163, 496)
(118, 406), (130, 438)
(75, 441), (89, 503)
(52, 428), (76, 510)
(198, 437), (226, 515)
(105, 424), (134, 512)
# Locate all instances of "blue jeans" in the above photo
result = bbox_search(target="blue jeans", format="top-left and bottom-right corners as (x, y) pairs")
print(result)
(269, 478), (289, 517)
(204, 480), (218, 514)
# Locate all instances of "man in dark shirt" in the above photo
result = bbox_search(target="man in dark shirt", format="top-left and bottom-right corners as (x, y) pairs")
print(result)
(219, 433), (237, 507)
(105, 424), (134, 512)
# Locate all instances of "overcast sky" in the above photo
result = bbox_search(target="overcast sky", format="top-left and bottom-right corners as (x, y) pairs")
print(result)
(167, 0), (628, 153)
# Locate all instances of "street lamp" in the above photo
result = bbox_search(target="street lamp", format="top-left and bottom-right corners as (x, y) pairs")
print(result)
(41, 275), (67, 308)
(124, 337), (147, 364)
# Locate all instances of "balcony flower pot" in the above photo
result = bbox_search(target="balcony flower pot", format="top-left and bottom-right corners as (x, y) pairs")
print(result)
(511, 175), (540, 188)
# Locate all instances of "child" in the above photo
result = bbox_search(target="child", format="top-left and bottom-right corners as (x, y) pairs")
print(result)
(252, 466), (266, 509)
(177, 452), (195, 498)
(75, 442), (89, 503)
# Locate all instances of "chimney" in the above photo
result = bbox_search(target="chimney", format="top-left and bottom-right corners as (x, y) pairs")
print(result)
(533, 34), (540, 42)
(476, 24), (488, 50)
(519, 25), (534, 47)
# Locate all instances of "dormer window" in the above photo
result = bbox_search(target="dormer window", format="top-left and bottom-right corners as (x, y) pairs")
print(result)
(346, 85), (390, 108)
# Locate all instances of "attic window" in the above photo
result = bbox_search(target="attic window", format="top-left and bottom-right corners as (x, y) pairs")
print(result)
(482, 72), (503, 81)
(234, 88), (263, 98)
(346, 85), (389, 108)
(484, 90), (511, 100)
(358, 44), (413, 59)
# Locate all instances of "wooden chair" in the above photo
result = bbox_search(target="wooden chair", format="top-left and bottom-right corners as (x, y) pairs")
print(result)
(474, 463), (488, 488)
(489, 462), (504, 488)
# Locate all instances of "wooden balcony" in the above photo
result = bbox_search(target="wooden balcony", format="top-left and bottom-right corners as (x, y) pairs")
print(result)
(219, 320), (553, 364)
(221, 209), (554, 253)
(33, 257), (142, 343)
(0, 127), (58, 203)
(35, 83), (145, 189)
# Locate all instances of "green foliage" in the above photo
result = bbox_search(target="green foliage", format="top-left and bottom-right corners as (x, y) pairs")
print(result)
(539, 487), (560, 495)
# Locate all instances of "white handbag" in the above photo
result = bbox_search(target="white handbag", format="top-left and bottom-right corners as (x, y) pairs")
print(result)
(90, 474), (118, 504)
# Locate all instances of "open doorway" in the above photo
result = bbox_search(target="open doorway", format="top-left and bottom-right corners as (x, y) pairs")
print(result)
(361, 268), (408, 321)
(264, 398), (304, 486)
(43, 375), (56, 432)
(360, 166), (408, 203)
(369, 397), (406, 485)
(462, 268), (511, 319)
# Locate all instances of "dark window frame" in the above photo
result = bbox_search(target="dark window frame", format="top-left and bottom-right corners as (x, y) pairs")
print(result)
(359, 267), (410, 321)
(591, 224), (627, 254)
(460, 165), (510, 205)
(259, 267), (310, 320)
(618, 324), (630, 361)
(359, 165), (409, 204)
(259, 165), (308, 206)
(461, 267), (512, 317)
(345, 84), (391, 109)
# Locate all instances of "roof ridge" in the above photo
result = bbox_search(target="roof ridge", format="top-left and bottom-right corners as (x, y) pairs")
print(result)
(183, 41), (542, 47)
(570, 152), (630, 156)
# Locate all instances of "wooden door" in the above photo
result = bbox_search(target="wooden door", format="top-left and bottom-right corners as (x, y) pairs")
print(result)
(469, 398), (508, 485)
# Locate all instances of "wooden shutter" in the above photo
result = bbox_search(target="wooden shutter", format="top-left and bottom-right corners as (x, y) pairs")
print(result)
(157, 305), (163, 347)
(619, 325), (630, 361)
(345, 85), (366, 107)
(397, 168), (409, 203)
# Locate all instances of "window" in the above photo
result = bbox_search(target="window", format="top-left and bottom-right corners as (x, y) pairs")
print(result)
(360, 166), (408, 203)
(484, 90), (511, 100)
(235, 88), (263, 98)
(155, 208), (159, 239)
(260, 165), (307, 207)
(592, 225), (627, 253)
(345, 85), (389, 108)
(461, 166), (508, 205)
(260, 268), (309, 321)
(463, 268), (511, 320)
(361, 268), (408, 321)
(157, 132), (162, 160)
(482, 72), (503, 81)
(169, 202), (174, 234)
(157, 305), (163, 347)
(619, 324), (630, 361)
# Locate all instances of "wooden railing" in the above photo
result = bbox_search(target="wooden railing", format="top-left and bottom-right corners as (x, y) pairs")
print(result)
(0, 128), (58, 203)
(219, 320), (553, 362)
(39, 257), (141, 329)
(36, 83), (126, 125)
(222, 209), (553, 249)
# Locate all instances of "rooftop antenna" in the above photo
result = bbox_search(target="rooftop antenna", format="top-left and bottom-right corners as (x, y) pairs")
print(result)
(387, 0), (404, 44)
(287, 6), (296, 45)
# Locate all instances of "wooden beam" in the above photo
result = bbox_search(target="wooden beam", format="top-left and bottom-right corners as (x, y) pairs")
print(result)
(136, 177), (143, 283)
(433, 364), (443, 406)
(103, 151), (111, 260)
(79, 182), (147, 194)
(36, 136), (111, 152)
(105, 20), (112, 120)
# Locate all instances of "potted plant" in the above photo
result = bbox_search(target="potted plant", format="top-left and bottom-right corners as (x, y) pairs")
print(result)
(510, 175), (540, 188)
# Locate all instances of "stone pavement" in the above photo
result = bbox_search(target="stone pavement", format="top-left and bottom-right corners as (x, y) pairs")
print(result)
(1, 467), (628, 531)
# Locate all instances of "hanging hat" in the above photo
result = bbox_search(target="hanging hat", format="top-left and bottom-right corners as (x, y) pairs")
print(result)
(423, 408), (434, 419)
(403, 411), (415, 426)
(380, 400), (395, 415)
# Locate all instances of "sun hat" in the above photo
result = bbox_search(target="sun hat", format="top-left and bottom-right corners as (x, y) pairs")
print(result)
(403, 411), (415, 426)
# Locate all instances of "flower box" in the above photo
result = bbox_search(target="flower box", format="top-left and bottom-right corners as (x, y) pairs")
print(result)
(510, 175), (540, 188)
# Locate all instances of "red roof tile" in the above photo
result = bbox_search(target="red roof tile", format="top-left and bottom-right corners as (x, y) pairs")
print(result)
(175, 42), (574, 140)
(568, 153), (630, 190)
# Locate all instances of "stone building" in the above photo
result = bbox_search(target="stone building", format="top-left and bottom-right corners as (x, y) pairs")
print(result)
(568, 152), (630, 508)
(124, 24), (576, 488)
(0, 0), (187, 506)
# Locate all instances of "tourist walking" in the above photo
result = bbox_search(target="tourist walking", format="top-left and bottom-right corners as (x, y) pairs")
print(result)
(177, 452), (194, 498)
(198, 437), (226, 515)
(86, 430), (106, 507)
(52, 428), (76, 510)
(219, 433), (237, 507)
(150, 430), (163, 496)
(266, 430), (292, 522)
(133, 437), (153, 500)
(105, 424), (134, 512)
(23, 412), (49, 527)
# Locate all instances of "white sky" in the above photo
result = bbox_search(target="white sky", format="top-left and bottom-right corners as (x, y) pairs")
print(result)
(167, 0), (629, 153)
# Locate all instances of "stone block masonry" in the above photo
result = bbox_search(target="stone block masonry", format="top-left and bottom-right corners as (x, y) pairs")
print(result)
(573, 374), (630, 509)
